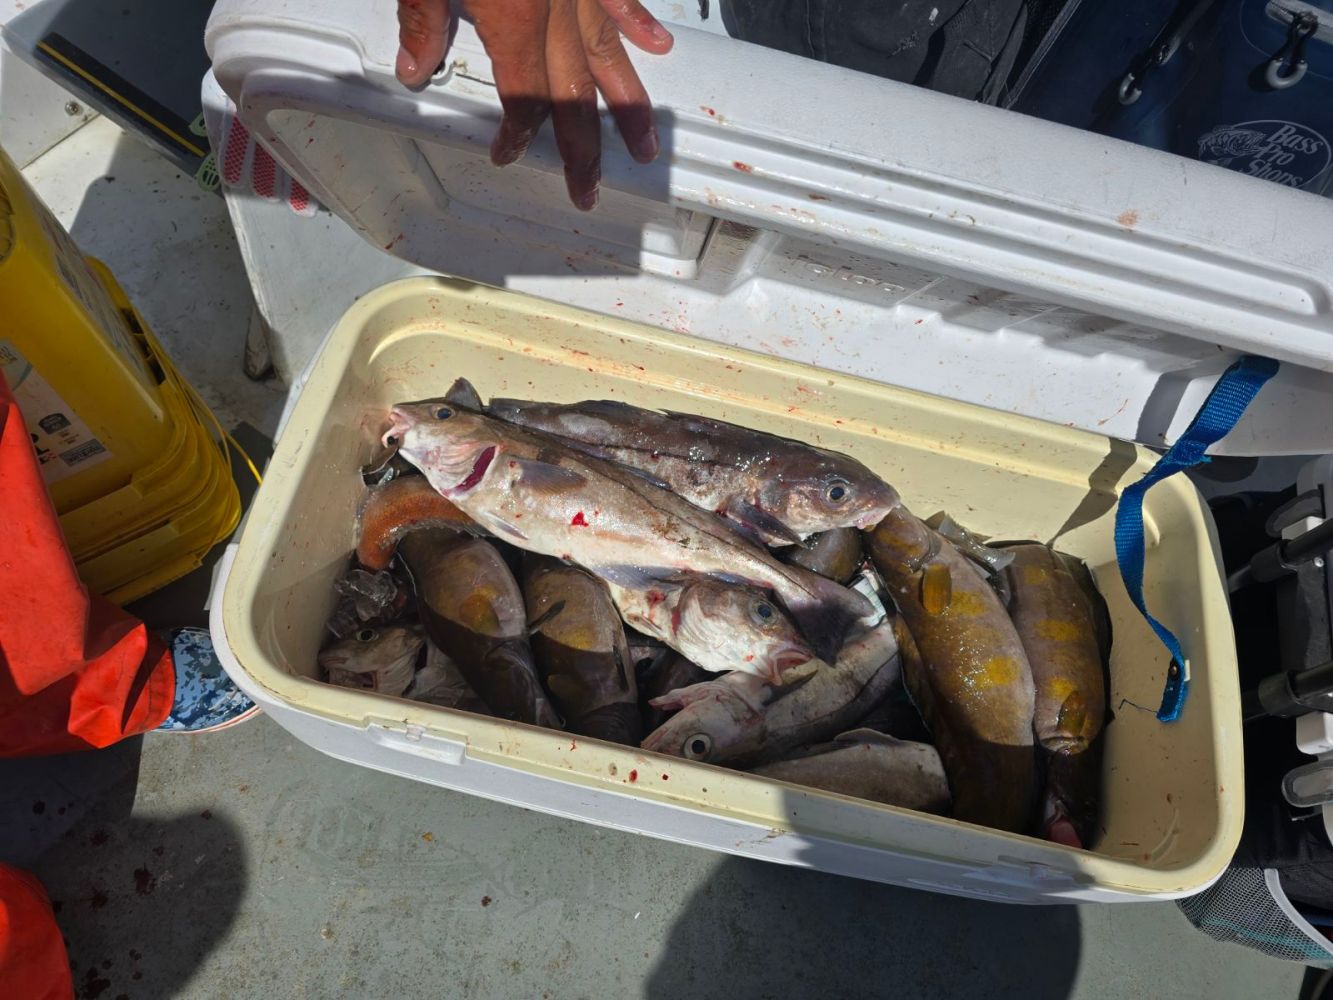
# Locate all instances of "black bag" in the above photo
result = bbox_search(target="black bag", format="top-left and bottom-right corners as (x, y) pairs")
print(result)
(1009, 0), (1333, 197)
(719, 0), (1039, 104)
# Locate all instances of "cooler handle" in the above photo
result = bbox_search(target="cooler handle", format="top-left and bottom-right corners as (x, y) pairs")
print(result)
(1114, 355), (1280, 722)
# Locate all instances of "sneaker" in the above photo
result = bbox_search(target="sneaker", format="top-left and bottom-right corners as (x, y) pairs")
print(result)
(157, 627), (260, 733)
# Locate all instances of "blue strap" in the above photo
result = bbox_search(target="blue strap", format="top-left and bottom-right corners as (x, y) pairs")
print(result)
(1114, 355), (1279, 722)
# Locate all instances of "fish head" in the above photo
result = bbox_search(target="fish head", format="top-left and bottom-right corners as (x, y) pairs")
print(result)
(641, 680), (765, 763)
(318, 623), (425, 677)
(772, 460), (900, 536)
(382, 403), (504, 498)
(676, 581), (815, 683)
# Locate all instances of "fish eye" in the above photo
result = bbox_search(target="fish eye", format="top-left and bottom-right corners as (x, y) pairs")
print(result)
(433, 406), (453, 420)
(356, 628), (378, 643)
(683, 733), (713, 760)
(751, 601), (776, 626)
(825, 479), (851, 504)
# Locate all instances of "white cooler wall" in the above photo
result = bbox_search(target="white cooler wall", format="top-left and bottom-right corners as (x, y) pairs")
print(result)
(206, 0), (1333, 455)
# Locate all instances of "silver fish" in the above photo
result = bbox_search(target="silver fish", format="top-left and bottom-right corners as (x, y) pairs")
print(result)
(382, 404), (872, 661)
(640, 618), (901, 767)
(447, 379), (899, 546)
(608, 578), (815, 685)
(752, 729), (951, 814)
(319, 623), (424, 697)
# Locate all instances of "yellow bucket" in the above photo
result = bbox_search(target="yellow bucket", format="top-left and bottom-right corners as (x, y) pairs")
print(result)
(0, 146), (240, 602)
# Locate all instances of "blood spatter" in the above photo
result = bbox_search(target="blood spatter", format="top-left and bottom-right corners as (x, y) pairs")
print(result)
(133, 867), (157, 895)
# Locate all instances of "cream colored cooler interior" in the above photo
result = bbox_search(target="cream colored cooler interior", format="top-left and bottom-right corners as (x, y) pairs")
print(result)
(219, 277), (1241, 899)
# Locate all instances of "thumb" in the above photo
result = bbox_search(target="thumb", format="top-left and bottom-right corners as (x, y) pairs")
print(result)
(397, 0), (452, 88)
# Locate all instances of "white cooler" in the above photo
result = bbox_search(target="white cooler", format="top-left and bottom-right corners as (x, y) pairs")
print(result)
(203, 0), (1333, 904)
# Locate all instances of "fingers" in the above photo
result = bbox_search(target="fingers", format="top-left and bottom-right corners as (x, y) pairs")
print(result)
(546, 0), (603, 210)
(577, 0), (657, 164)
(471, 0), (553, 166)
(597, 0), (674, 54)
(397, 0), (451, 88)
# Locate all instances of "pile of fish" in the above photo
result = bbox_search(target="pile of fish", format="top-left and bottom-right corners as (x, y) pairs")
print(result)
(318, 378), (1111, 848)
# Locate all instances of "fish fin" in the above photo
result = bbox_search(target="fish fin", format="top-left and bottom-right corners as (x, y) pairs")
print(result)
(598, 565), (684, 592)
(360, 448), (401, 484)
(510, 457), (588, 492)
(928, 512), (1016, 575)
(724, 498), (807, 548)
(782, 571), (874, 662)
(444, 377), (484, 411)
(526, 599), (567, 636)
(833, 727), (908, 746)
(609, 462), (675, 492)
(477, 511), (528, 542)
(648, 679), (731, 711)
(1053, 690), (1090, 743)
(920, 561), (953, 615)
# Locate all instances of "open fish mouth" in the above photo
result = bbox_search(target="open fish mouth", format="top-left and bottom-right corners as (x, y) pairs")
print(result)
(746, 645), (816, 686)
(381, 407), (414, 449)
(855, 505), (897, 530)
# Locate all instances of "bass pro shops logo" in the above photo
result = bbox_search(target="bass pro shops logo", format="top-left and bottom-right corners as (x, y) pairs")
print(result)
(1197, 120), (1331, 189)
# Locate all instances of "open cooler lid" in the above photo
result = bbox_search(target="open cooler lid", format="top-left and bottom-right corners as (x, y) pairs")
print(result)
(206, 0), (1333, 456)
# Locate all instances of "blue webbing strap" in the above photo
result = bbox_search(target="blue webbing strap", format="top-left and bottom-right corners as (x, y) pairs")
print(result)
(1114, 356), (1280, 722)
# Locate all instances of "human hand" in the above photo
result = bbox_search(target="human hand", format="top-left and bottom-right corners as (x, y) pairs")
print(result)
(396, 0), (674, 210)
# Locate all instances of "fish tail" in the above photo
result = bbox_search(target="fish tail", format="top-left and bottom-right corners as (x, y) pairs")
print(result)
(777, 569), (874, 662)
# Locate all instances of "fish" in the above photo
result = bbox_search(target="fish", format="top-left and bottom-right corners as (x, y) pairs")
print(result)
(357, 474), (475, 571)
(448, 380), (899, 545)
(1001, 542), (1109, 848)
(397, 529), (562, 728)
(640, 618), (901, 767)
(523, 556), (642, 745)
(866, 506), (1036, 833)
(403, 641), (492, 714)
(382, 403), (872, 661)
(319, 623), (423, 697)
(607, 578), (815, 685)
(785, 527), (864, 583)
(752, 729), (951, 814)
(639, 654), (712, 733)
